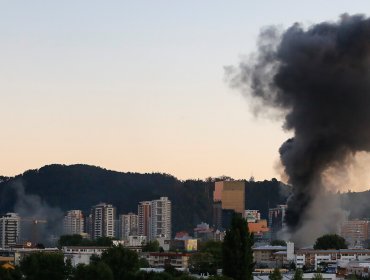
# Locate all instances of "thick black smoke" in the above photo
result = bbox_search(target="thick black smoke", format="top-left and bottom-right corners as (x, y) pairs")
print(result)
(227, 14), (370, 244)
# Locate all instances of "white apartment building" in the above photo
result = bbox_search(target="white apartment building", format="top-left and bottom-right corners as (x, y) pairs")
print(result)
(0, 213), (20, 248)
(63, 210), (84, 235)
(91, 203), (116, 239)
(138, 197), (172, 241)
(118, 213), (139, 240)
(295, 249), (370, 270)
(150, 197), (171, 240)
(63, 246), (109, 266)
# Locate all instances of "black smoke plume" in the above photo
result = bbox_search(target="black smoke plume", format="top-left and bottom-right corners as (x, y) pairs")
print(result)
(226, 14), (370, 244)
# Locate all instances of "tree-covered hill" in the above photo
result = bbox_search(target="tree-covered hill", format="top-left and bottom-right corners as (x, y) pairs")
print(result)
(0, 164), (291, 234)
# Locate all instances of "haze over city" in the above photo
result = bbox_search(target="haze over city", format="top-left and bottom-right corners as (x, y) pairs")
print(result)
(2, 0), (370, 192)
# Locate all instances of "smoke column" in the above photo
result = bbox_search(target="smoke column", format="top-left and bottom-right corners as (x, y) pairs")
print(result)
(226, 14), (370, 245)
(12, 181), (63, 245)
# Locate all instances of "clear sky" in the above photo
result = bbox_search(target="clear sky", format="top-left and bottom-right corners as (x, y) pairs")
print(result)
(1, 1), (370, 181)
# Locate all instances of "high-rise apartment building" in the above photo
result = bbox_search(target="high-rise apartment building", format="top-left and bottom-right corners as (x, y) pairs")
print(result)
(138, 197), (172, 240)
(213, 181), (245, 229)
(63, 210), (84, 235)
(91, 203), (116, 239)
(0, 213), (20, 248)
(213, 201), (222, 229)
(150, 197), (171, 240)
(138, 201), (151, 238)
(268, 204), (287, 239)
(118, 213), (139, 240)
(214, 181), (245, 214)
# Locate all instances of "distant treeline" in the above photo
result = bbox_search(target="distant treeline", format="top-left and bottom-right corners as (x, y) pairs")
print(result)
(0, 164), (367, 234)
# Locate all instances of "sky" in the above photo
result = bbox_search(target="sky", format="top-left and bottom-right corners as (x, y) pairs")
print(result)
(1, 1), (370, 182)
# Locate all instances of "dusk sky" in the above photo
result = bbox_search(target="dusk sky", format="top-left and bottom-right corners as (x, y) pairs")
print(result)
(2, 1), (370, 182)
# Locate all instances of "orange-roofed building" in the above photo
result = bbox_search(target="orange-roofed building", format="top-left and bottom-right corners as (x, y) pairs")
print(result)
(248, 219), (270, 239)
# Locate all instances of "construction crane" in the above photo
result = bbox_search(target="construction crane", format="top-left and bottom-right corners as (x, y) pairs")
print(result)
(20, 218), (47, 246)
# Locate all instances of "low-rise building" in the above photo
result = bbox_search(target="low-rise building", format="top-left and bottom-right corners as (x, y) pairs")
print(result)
(295, 249), (370, 270)
(62, 246), (109, 267)
(156, 235), (171, 252)
(142, 252), (191, 269)
(253, 245), (288, 268)
(248, 219), (270, 241)
(193, 222), (225, 242)
(0, 247), (59, 265)
(127, 235), (147, 247)
(171, 237), (198, 252)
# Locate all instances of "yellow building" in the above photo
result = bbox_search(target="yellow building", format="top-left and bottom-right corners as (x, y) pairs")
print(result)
(214, 181), (245, 214)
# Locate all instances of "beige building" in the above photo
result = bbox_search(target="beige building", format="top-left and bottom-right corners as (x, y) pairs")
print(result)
(143, 252), (191, 268)
(341, 220), (370, 246)
(214, 181), (245, 214)
(63, 210), (84, 235)
(118, 213), (139, 241)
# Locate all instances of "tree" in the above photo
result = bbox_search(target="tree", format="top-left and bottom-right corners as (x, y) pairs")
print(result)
(188, 252), (217, 275)
(20, 252), (71, 280)
(313, 234), (347, 250)
(222, 213), (254, 280)
(164, 264), (184, 277)
(270, 240), (287, 246)
(198, 241), (222, 269)
(142, 240), (160, 252)
(269, 268), (282, 280)
(100, 245), (139, 280)
(71, 263), (113, 280)
(139, 258), (150, 268)
(58, 234), (84, 247)
(58, 235), (114, 247)
(208, 276), (233, 280)
(134, 271), (173, 280)
(293, 269), (303, 280)
(311, 273), (324, 280)
(0, 266), (22, 280)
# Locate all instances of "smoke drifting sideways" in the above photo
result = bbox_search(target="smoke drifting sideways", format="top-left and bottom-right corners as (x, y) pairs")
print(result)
(226, 14), (370, 246)
(12, 181), (63, 246)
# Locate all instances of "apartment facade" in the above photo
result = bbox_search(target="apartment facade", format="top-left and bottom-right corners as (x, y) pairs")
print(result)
(91, 203), (116, 239)
(138, 197), (172, 241)
(143, 252), (191, 269)
(214, 181), (245, 214)
(341, 220), (370, 246)
(0, 213), (20, 248)
(63, 210), (84, 235)
(150, 197), (171, 240)
(268, 204), (287, 239)
(63, 246), (109, 266)
(118, 213), (139, 240)
(138, 201), (151, 238)
(295, 249), (370, 270)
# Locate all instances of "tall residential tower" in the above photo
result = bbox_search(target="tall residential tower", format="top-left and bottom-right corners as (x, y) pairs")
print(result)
(0, 213), (20, 248)
(138, 197), (172, 240)
(63, 210), (84, 235)
(90, 203), (116, 239)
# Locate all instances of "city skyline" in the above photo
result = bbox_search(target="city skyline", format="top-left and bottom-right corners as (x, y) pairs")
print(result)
(2, 1), (370, 190)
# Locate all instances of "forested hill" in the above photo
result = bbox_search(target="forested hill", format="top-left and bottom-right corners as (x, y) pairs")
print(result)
(0, 164), (291, 233)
